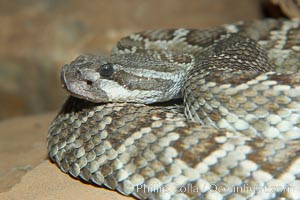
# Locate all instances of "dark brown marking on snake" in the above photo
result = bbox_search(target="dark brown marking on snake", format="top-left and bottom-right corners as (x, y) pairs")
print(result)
(116, 36), (145, 51)
(173, 127), (222, 168)
(185, 28), (228, 48)
(283, 25), (300, 49)
(112, 70), (174, 91)
(285, 149), (300, 171)
(140, 29), (176, 41)
(246, 140), (280, 175)
(111, 51), (188, 73)
(151, 110), (167, 119)
(172, 54), (193, 64)
(268, 73), (300, 85)
(159, 53), (193, 65)
(212, 34), (262, 59)
(273, 145), (300, 178)
(195, 71), (260, 87)
(210, 111), (222, 122)
(245, 139), (269, 164)
(247, 140), (300, 178)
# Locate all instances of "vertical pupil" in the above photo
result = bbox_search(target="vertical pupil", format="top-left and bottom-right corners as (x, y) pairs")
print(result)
(99, 63), (114, 77)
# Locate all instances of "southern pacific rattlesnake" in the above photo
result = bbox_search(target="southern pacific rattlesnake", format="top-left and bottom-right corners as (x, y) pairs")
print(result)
(48, 19), (300, 199)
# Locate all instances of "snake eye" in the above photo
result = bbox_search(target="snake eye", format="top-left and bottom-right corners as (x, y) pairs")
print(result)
(98, 63), (114, 78)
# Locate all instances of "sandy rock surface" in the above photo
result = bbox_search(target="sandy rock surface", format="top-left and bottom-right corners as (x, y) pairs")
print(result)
(0, 161), (132, 200)
(0, 113), (132, 200)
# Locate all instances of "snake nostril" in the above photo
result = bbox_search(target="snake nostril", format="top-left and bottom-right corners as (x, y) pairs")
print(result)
(86, 80), (93, 85)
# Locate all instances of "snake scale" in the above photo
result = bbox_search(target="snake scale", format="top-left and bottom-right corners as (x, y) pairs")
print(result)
(48, 19), (300, 200)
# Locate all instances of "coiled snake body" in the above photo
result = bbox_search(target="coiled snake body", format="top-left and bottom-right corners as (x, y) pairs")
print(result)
(48, 19), (300, 200)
